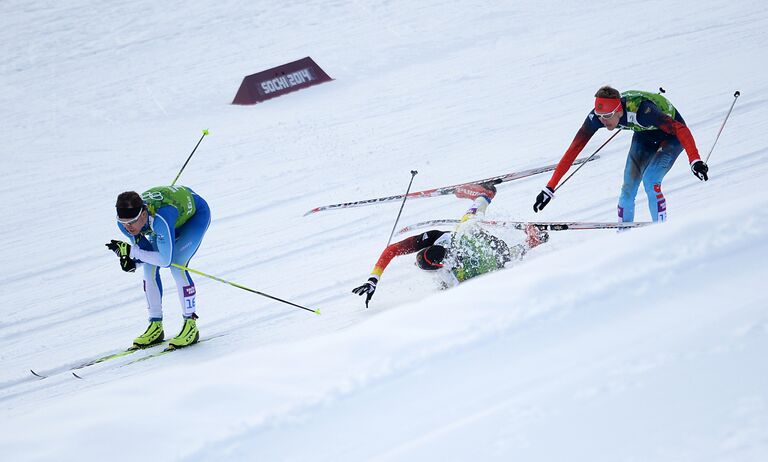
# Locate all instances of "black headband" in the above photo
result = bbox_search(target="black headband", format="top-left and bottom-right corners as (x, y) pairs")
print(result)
(116, 206), (143, 219)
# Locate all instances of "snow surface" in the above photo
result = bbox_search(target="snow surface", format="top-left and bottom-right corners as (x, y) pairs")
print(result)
(1, 0), (767, 460)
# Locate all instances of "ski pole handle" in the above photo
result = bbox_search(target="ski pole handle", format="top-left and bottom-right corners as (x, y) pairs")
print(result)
(704, 91), (740, 164)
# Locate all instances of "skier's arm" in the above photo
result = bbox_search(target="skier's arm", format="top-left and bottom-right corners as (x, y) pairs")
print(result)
(130, 206), (178, 267)
(369, 230), (445, 279)
(642, 104), (700, 163)
(546, 117), (600, 190)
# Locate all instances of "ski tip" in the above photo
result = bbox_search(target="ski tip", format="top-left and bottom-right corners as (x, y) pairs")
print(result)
(202, 128), (209, 135)
(30, 369), (46, 379)
(303, 209), (317, 217)
(734, 90), (740, 97)
(314, 308), (321, 315)
(72, 372), (84, 379)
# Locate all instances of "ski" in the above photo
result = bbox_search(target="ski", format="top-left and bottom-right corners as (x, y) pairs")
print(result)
(123, 346), (182, 365)
(60, 334), (227, 380)
(303, 156), (600, 215)
(30, 342), (169, 379)
(397, 219), (653, 234)
(122, 334), (225, 367)
(75, 344), (165, 369)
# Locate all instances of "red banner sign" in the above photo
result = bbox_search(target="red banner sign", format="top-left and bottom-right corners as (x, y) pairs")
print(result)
(232, 57), (332, 105)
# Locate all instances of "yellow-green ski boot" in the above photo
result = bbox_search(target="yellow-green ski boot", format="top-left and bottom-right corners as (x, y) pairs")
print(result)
(168, 317), (199, 350)
(132, 320), (164, 349)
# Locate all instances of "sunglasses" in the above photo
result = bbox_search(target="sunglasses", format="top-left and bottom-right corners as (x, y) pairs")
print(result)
(595, 103), (622, 120)
(117, 208), (144, 225)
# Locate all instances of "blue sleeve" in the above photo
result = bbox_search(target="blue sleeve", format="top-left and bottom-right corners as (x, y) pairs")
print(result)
(152, 206), (178, 267)
(130, 206), (178, 267)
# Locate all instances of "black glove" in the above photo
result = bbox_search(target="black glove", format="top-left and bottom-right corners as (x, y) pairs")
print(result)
(105, 240), (136, 273)
(352, 276), (378, 308)
(533, 187), (555, 213)
(691, 160), (709, 181)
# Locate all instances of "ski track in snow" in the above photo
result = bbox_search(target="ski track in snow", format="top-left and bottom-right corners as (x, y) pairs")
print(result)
(1, 0), (767, 461)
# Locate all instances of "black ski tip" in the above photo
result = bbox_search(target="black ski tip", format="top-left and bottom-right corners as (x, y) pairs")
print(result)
(734, 90), (741, 97)
(30, 369), (46, 379)
(72, 372), (84, 379)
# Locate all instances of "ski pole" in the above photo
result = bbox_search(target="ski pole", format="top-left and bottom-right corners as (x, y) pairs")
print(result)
(555, 130), (621, 192)
(386, 170), (418, 247)
(705, 91), (740, 163)
(171, 263), (320, 315)
(171, 129), (209, 186)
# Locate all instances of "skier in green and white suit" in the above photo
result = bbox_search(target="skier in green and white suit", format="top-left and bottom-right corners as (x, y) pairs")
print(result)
(106, 186), (211, 349)
(352, 183), (548, 307)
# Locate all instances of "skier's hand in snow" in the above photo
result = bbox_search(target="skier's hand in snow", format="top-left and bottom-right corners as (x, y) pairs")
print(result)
(105, 240), (136, 272)
(533, 187), (555, 213)
(352, 276), (378, 308)
(690, 160), (709, 181)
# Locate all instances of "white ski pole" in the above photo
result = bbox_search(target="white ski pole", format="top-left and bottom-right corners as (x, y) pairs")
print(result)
(704, 91), (740, 163)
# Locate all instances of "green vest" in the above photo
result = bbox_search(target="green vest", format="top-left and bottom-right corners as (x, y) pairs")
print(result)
(140, 186), (196, 229)
(620, 90), (677, 132)
(450, 229), (504, 282)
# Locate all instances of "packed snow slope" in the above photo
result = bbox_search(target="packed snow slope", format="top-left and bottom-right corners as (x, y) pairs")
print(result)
(1, 0), (767, 460)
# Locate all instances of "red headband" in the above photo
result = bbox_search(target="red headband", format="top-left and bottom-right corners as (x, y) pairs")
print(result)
(595, 97), (621, 114)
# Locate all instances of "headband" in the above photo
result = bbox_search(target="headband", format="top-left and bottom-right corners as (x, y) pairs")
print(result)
(116, 206), (143, 219)
(594, 97), (621, 114)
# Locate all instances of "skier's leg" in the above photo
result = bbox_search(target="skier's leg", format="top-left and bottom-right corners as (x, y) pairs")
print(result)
(171, 195), (211, 318)
(502, 224), (549, 265)
(129, 235), (165, 347)
(143, 264), (163, 320)
(136, 235), (163, 320)
(618, 133), (655, 222)
(460, 196), (491, 222)
(170, 266), (196, 318)
(642, 139), (683, 222)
